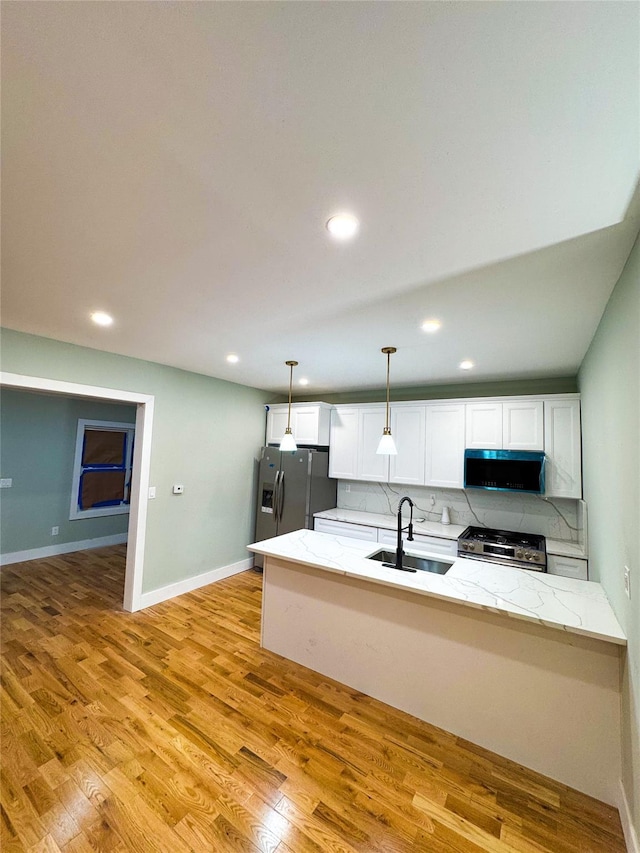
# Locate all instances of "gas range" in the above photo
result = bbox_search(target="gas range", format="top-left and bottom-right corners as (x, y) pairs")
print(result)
(457, 526), (547, 572)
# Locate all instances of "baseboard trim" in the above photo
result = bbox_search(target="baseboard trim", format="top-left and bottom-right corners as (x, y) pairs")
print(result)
(138, 557), (254, 609)
(618, 780), (639, 853)
(0, 533), (128, 566)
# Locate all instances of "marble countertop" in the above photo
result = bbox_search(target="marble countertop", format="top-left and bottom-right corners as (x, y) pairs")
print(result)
(248, 529), (625, 646)
(314, 507), (586, 558)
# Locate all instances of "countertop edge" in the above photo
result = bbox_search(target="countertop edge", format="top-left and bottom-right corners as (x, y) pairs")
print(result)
(248, 533), (625, 647)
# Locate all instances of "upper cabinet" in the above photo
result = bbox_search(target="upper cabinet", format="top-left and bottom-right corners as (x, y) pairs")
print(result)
(389, 405), (426, 485)
(266, 403), (332, 446)
(466, 400), (543, 451)
(326, 395), (581, 498)
(425, 404), (465, 488)
(329, 405), (388, 482)
(543, 398), (581, 498)
(465, 402), (502, 449)
(503, 401), (544, 451)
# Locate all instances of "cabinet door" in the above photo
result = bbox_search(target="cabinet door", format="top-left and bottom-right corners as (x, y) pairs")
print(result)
(358, 407), (389, 482)
(389, 406), (426, 485)
(266, 406), (289, 444)
(329, 408), (359, 479)
(411, 533), (458, 557)
(378, 529), (457, 557)
(314, 517), (377, 541)
(503, 401), (544, 451)
(547, 554), (588, 580)
(544, 399), (582, 498)
(465, 403), (502, 449)
(425, 404), (465, 488)
(293, 406), (320, 444)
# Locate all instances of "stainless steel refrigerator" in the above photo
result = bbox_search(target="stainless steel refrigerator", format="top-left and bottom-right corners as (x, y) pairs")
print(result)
(253, 446), (336, 568)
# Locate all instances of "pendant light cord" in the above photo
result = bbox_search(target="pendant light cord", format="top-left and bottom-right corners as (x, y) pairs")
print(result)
(285, 360), (298, 432)
(385, 350), (391, 431)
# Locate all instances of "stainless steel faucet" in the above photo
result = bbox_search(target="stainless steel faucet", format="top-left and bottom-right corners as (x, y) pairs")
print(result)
(396, 497), (414, 570)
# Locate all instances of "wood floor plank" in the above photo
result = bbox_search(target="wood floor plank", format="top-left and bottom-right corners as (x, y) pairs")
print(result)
(1, 546), (627, 853)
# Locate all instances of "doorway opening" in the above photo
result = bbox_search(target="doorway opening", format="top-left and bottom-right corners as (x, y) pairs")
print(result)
(0, 372), (154, 611)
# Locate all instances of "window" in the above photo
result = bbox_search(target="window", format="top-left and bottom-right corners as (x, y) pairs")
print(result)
(69, 419), (135, 520)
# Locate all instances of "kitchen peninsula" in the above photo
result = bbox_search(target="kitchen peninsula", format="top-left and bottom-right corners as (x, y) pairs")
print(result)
(248, 528), (625, 807)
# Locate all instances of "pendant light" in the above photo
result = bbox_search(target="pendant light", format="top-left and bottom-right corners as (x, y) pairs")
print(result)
(279, 360), (299, 452)
(377, 347), (398, 455)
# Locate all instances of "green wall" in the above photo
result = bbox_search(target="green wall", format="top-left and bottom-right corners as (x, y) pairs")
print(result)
(292, 376), (577, 405)
(1, 389), (136, 554)
(579, 231), (639, 839)
(1, 328), (271, 594)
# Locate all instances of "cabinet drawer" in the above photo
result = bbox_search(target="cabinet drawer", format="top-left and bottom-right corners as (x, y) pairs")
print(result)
(314, 518), (378, 542)
(547, 554), (588, 580)
(377, 528), (457, 556)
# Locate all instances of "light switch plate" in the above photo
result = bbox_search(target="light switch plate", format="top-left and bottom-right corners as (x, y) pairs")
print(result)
(0, 478), (13, 488)
(148, 486), (156, 499)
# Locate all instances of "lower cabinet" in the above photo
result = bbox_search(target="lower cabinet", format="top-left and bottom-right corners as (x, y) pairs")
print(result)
(313, 517), (378, 542)
(315, 518), (458, 556)
(547, 554), (588, 580)
(377, 528), (457, 557)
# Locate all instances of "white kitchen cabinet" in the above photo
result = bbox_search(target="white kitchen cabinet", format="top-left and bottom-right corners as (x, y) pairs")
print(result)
(329, 405), (389, 482)
(465, 403), (502, 449)
(389, 405), (426, 485)
(425, 404), (465, 488)
(267, 403), (332, 446)
(503, 401), (544, 451)
(547, 554), (588, 580)
(466, 400), (543, 452)
(267, 408), (290, 445)
(314, 517), (378, 541)
(328, 408), (359, 478)
(544, 398), (582, 498)
(358, 407), (389, 482)
(377, 528), (457, 557)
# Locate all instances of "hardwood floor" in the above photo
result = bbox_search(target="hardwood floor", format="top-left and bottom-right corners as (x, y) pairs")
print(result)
(1, 546), (627, 853)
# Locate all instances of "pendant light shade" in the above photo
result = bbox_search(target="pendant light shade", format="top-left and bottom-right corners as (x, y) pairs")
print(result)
(279, 360), (299, 452)
(377, 347), (398, 455)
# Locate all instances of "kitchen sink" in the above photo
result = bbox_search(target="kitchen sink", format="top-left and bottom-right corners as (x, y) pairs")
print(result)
(367, 549), (452, 575)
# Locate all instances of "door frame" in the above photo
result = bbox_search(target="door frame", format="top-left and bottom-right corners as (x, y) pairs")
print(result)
(0, 371), (154, 612)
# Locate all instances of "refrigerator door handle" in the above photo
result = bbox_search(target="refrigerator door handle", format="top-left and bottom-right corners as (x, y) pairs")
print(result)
(273, 470), (281, 523)
(278, 470), (286, 523)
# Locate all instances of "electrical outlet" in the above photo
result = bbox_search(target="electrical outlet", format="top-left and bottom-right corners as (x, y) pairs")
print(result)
(51, 526), (59, 536)
(0, 478), (12, 488)
(430, 494), (436, 506)
(624, 565), (630, 598)
(345, 484), (351, 492)
(172, 484), (184, 495)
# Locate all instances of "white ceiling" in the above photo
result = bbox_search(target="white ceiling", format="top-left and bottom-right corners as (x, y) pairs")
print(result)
(2, 2), (639, 395)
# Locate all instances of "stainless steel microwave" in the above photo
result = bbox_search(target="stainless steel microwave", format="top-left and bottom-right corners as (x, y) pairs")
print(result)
(464, 449), (546, 494)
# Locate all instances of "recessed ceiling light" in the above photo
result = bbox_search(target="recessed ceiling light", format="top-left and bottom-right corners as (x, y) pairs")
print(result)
(326, 213), (359, 240)
(460, 359), (475, 370)
(421, 319), (441, 333)
(226, 354), (239, 364)
(299, 378), (310, 386)
(90, 311), (113, 327)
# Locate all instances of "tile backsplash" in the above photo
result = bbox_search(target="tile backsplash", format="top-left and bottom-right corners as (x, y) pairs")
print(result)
(337, 480), (584, 545)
